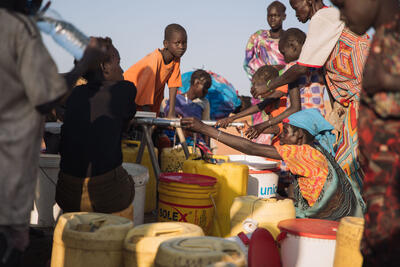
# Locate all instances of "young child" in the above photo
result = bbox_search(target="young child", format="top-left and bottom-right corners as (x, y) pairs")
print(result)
(183, 109), (364, 220)
(124, 23), (187, 117)
(332, 0), (400, 265)
(164, 69), (212, 120)
(244, 1), (287, 133)
(244, 0), (287, 79)
(217, 65), (290, 143)
(247, 28), (327, 139)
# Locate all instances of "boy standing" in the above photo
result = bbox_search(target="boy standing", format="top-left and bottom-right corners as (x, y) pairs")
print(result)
(124, 23), (187, 117)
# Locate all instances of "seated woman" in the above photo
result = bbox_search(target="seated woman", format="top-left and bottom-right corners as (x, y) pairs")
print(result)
(182, 109), (365, 220)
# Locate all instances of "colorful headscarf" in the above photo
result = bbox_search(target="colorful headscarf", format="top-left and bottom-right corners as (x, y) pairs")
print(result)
(284, 109), (336, 156)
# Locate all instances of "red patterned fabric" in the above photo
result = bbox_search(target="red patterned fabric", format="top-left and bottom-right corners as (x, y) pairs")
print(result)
(275, 144), (328, 206)
(325, 27), (370, 103)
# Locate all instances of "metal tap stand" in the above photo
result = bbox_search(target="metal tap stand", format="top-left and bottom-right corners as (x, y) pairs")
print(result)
(132, 117), (245, 214)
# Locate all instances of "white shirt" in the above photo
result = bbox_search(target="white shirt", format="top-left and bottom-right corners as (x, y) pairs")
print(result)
(298, 7), (345, 68)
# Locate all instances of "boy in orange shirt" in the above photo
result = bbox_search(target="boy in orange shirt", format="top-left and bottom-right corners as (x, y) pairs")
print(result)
(124, 24), (187, 117)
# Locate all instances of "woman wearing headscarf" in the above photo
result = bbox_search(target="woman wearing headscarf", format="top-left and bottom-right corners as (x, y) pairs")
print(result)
(182, 109), (365, 220)
(252, 0), (370, 192)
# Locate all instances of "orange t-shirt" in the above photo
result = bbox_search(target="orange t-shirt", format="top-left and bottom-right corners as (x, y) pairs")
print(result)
(263, 84), (288, 134)
(124, 49), (182, 113)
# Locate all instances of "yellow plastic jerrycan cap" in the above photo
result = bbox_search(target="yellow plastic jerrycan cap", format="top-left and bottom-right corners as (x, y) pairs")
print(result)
(155, 236), (246, 267)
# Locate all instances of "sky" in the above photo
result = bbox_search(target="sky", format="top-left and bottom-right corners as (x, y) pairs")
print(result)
(42, 0), (333, 96)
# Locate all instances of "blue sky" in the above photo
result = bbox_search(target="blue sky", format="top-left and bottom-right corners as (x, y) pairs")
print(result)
(43, 0), (334, 96)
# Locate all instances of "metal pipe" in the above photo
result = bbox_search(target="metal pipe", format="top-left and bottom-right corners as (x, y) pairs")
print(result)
(134, 117), (245, 128)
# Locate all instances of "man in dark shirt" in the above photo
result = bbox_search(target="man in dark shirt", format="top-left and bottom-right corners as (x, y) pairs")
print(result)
(56, 37), (138, 220)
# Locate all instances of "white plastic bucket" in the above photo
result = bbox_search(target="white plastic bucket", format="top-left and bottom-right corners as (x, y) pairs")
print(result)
(229, 155), (279, 198)
(278, 218), (339, 267)
(122, 163), (149, 225)
(30, 154), (61, 227)
(248, 169), (279, 198)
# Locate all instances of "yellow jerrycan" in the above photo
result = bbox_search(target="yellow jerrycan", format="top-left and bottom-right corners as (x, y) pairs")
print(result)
(123, 222), (204, 267)
(122, 140), (158, 213)
(51, 212), (133, 267)
(333, 216), (365, 267)
(183, 156), (248, 237)
(230, 196), (295, 239)
(154, 236), (246, 267)
(160, 146), (200, 173)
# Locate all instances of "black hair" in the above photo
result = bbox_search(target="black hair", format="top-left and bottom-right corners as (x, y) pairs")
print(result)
(82, 37), (115, 82)
(267, 1), (286, 14)
(0, 0), (42, 14)
(190, 69), (212, 89)
(252, 65), (279, 83)
(278, 28), (306, 52)
(164, 23), (187, 41)
(288, 124), (315, 143)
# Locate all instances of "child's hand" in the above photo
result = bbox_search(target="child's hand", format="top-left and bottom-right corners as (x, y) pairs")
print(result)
(216, 117), (234, 128)
(251, 83), (267, 98)
(181, 117), (206, 133)
(245, 123), (267, 139)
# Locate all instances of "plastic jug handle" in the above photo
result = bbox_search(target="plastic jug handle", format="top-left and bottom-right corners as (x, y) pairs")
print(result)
(150, 226), (184, 236)
(276, 231), (287, 243)
(211, 155), (229, 162)
(122, 140), (140, 146)
(238, 232), (250, 245)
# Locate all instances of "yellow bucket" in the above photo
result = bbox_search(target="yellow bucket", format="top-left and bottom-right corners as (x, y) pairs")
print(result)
(158, 173), (217, 235)
(333, 216), (365, 267)
(183, 156), (248, 237)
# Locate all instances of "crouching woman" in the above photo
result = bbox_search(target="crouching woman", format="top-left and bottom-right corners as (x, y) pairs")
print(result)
(182, 108), (364, 220)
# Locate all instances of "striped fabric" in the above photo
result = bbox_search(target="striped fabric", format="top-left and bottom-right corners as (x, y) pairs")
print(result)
(324, 27), (370, 190)
(325, 27), (370, 103)
(334, 101), (364, 189)
(275, 144), (328, 206)
(243, 30), (286, 80)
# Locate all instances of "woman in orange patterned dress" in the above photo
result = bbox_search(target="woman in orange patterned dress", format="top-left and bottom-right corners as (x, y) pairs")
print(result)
(182, 109), (365, 220)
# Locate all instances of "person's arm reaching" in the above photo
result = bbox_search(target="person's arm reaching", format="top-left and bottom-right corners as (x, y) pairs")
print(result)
(216, 93), (283, 128)
(251, 64), (308, 98)
(246, 85), (300, 139)
(216, 105), (260, 128)
(35, 38), (107, 113)
(167, 87), (178, 118)
(182, 117), (282, 160)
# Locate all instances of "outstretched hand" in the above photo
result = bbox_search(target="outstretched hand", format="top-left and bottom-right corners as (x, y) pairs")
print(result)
(245, 123), (267, 139)
(181, 117), (206, 133)
(216, 117), (234, 128)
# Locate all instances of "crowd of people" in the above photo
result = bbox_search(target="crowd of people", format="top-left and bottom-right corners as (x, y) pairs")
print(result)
(0, 0), (399, 266)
